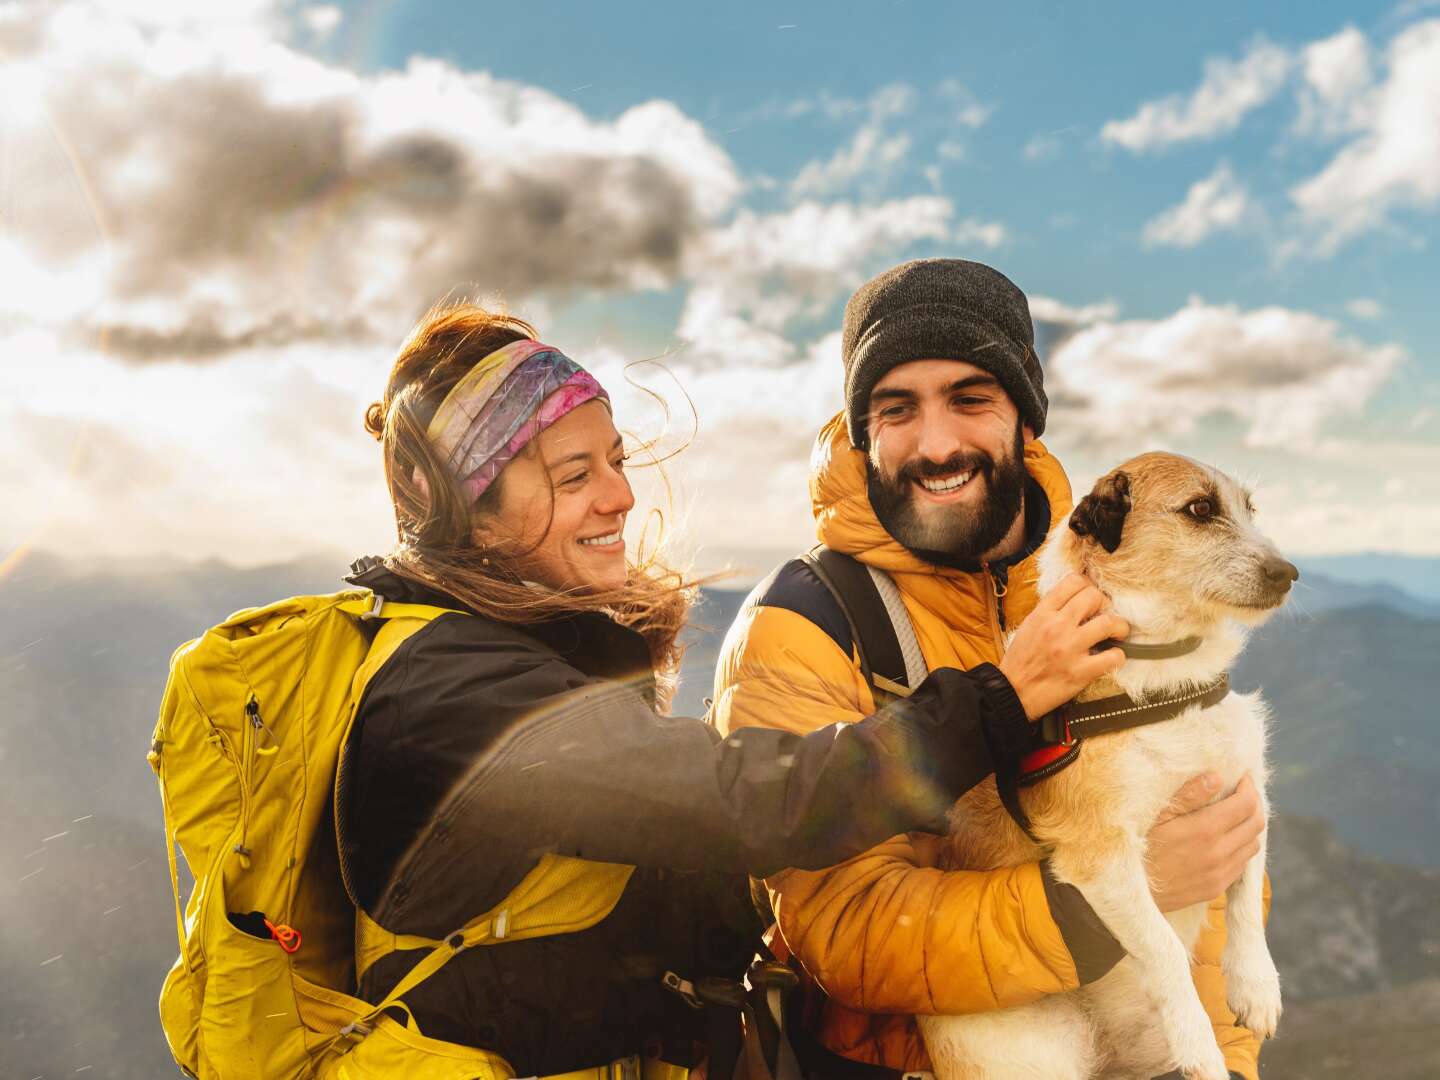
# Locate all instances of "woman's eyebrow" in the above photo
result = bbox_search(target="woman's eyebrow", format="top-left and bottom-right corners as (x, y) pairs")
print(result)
(548, 437), (622, 471)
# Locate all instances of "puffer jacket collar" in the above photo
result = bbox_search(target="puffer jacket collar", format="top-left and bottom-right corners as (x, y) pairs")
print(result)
(344, 557), (655, 695)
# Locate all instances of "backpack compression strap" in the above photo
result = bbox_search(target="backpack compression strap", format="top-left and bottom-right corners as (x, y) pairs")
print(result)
(800, 547), (922, 703)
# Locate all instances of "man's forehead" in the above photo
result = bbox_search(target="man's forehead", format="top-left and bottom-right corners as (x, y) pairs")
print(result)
(871, 357), (997, 395)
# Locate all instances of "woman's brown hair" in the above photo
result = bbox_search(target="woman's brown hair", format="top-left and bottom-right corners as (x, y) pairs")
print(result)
(364, 301), (694, 700)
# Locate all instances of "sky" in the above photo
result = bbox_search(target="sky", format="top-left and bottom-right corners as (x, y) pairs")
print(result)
(2, 0), (1439, 575)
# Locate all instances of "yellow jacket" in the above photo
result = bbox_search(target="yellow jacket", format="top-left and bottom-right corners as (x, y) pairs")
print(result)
(712, 413), (1261, 1079)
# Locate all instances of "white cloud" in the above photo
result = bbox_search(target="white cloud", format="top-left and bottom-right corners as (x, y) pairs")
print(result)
(1023, 134), (1062, 162)
(1045, 298), (1403, 449)
(1142, 163), (1253, 248)
(1029, 296), (1121, 326)
(1294, 26), (1374, 137)
(935, 78), (994, 128)
(301, 5), (342, 38)
(0, 333), (399, 565)
(1102, 38), (1290, 152)
(0, 1), (741, 356)
(790, 82), (920, 198)
(791, 125), (911, 197)
(1289, 19), (1440, 250)
(953, 219), (1007, 249)
(680, 197), (955, 365)
(1345, 298), (1385, 319)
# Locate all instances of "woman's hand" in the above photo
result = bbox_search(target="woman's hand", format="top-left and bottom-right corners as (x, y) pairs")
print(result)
(1146, 773), (1266, 912)
(998, 572), (1129, 721)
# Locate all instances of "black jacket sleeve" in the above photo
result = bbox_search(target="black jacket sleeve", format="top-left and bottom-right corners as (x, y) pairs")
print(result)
(349, 622), (1027, 934)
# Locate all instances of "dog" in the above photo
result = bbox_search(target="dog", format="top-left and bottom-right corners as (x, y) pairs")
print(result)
(918, 452), (1293, 1080)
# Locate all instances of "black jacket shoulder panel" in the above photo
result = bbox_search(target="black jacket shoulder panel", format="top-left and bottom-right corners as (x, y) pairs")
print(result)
(749, 557), (852, 658)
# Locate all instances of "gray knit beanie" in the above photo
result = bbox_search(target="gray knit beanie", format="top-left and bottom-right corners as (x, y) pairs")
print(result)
(841, 258), (1048, 448)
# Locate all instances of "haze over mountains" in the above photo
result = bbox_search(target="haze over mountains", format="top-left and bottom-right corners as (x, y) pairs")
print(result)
(1, 551), (1436, 1077)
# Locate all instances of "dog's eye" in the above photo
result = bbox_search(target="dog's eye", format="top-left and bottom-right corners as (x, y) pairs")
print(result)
(1185, 499), (1215, 521)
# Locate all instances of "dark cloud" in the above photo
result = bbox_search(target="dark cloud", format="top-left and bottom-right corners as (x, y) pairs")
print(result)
(6, 5), (737, 360)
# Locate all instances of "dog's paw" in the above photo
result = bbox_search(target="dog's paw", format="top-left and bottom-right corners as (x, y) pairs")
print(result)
(1165, 1015), (1229, 1080)
(1228, 972), (1282, 1039)
(1225, 952), (1283, 1039)
(1174, 1045), (1229, 1080)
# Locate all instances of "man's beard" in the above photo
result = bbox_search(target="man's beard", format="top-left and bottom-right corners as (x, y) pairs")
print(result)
(867, 422), (1028, 566)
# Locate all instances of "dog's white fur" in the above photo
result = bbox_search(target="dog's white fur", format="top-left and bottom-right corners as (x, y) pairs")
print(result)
(919, 453), (1286, 1080)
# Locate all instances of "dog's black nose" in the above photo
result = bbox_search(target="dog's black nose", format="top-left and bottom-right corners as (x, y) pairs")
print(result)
(1262, 557), (1300, 586)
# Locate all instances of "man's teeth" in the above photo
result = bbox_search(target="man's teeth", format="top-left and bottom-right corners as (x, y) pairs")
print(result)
(919, 471), (974, 493)
(578, 532), (622, 546)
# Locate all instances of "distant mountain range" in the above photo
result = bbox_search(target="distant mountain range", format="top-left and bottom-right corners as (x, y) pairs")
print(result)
(1296, 552), (1440, 604)
(1, 549), (1436, 1077)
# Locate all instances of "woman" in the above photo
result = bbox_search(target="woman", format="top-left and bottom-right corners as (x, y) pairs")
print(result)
(337, 302), (1051, 1078)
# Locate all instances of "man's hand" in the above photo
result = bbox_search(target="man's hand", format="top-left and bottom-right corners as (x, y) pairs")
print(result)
(1146, 773), (1265, 912)
(998, 572), (1129, 720)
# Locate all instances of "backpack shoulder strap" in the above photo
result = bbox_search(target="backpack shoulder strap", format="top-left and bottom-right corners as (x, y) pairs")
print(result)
(801, 546), (925, 701)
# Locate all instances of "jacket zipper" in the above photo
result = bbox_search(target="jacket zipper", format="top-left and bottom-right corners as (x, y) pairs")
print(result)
(980, 561), (1008, 652)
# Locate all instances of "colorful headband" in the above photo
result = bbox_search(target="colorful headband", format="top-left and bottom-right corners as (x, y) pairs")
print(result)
(422, 339), (609, 502)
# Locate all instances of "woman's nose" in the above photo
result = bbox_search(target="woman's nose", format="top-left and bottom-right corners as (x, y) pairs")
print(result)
(596, 464), (635, 515)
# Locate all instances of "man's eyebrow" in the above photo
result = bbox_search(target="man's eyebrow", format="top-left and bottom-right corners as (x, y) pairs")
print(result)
(945, 375), (1001, 393)
(872, 374), (999, 403)
(870, 386), (917, 403)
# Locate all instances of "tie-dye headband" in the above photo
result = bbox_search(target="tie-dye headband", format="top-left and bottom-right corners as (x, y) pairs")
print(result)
(422, 339), (609, 502)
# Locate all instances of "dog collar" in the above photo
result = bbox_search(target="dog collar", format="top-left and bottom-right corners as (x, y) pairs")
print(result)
(999, 673), (1233, 843)
(1093, 635), (1204, 660)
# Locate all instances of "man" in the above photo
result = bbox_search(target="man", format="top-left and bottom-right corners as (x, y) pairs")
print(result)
(712, 259), (1267, 1080)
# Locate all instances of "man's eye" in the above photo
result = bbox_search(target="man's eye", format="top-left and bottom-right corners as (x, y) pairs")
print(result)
(954, 396), (988, 406)
(878, 405), (909, 419)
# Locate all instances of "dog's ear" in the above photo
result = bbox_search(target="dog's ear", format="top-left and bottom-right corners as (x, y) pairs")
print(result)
(1069, 470), (1131, 554)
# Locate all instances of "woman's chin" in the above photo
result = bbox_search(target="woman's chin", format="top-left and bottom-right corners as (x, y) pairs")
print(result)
(566, 555), (629, 594)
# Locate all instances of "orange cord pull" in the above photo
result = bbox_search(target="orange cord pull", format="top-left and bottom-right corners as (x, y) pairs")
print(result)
(264, 918), (302, 953)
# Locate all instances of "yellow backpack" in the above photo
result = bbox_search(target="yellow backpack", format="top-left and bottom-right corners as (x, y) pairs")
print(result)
(148, 588), (634, 1080)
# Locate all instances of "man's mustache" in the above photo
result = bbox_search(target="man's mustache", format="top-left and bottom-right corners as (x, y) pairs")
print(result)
(894, 452), (994, 486)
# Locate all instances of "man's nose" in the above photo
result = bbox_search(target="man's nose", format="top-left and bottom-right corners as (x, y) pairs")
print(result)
(915, 414), (962, 465)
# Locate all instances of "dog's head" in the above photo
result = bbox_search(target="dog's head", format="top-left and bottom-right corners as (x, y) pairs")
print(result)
(1047, 452), (1297, 629)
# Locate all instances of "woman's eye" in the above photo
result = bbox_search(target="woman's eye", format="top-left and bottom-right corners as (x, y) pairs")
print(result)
(562, 471), (588, 487)
(1185, 499), (1214, 520)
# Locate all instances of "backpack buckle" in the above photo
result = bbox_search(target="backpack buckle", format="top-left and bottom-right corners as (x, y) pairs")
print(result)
(359, 593), (386, 621)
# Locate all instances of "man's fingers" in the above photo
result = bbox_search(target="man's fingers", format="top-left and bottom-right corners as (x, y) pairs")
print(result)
(1210, 774), (1262, 834)
(1059, 583), (1108, 624)
(1080, 646), (1126, 683)
(1043, 572), (1090, 611)
(1080, 613), (1131, 648)
(1156, 773), (1222, 822)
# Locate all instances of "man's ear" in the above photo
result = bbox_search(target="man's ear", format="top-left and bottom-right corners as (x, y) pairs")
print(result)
(1069, 470), (1131, 554)
(1022, 422), (1035, 443)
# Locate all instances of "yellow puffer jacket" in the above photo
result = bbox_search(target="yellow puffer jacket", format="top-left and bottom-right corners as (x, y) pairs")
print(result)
(712, 413), (1261, 1080)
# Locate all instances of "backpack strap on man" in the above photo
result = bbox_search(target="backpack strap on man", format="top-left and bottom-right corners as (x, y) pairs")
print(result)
(800, 546), (925, 704)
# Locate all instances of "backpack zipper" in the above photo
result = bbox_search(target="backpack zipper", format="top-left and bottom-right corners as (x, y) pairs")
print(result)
(233, 697), (272, 869)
